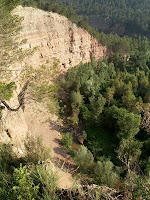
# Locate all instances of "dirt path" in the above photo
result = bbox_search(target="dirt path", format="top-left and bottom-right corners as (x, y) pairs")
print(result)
(24, 103), (76, 189)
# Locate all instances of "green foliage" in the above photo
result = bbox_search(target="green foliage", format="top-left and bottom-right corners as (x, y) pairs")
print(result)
(122, 86), (136, 109)
(1, 0), (21, 11)
(132, 176), (150, 200)
(31, 165), (58, 199)
(0, 143), (21, 200)
(89, 94), (106, 120)
(0, 143), (19, 172)
(53, 0), (150, 37)
(70, 91), (83, 109)
(86, 126), (119, 165)
(24, 135), (51, 164)
(117, 138), (142, 165)
(105, 87), (115, 106)
(0, 0), (150, 195)
(61, 132), (73, 148)
(103, 106), (141, 139)
(0, 140), (59, 200)
(94, 157), (120, 187)
(0, 170), (15, 200)
(74, 145), (94, 171)
(0, 82), (15, 101)
(58, 44), (150, 190)
(59, 54), (150, 170)
(144, 90), (150, 103)
(23, 61), (61, 115)
(13, 164), (39, 200)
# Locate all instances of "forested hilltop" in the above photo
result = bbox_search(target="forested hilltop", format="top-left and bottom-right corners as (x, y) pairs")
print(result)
(23, 0), (150, 37)
(56, 0), (150, 37)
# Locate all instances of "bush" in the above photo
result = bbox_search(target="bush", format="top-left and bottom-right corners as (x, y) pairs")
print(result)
(24, 135), (51, 164)
(31, 165), (58, 199)
(132, 175), (150, 200)
(0, 143), (19, 172)
(61, 132), (72, 148)
(0, 170), (13, 200)
(94, 157), (120, 187)
(13, 164), (39, 200)
(74, 146), (94, 172)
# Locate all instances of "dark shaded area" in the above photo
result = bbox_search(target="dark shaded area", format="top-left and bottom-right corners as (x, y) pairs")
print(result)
(56, 185), (124, 200)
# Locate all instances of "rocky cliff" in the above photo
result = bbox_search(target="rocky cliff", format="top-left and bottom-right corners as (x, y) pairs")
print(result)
(13, 6), (109, 68)
(1, 5), (110, 154)
(0, 6), (111, 188)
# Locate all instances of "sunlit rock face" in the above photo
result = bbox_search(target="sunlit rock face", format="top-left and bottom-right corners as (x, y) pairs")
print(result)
(0, 6), (111, 151)
(14, 6), (110, 68)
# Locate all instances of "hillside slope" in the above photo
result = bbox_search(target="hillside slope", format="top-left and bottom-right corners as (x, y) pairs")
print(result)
(0, 6), (110, 189)
(1, 5), (110, 152)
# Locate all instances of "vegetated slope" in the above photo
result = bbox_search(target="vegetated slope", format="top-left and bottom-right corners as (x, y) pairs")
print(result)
(13, 5), (110, 69)
(59, 46), (150, 198)
(0, 1), (149, 198)
(1, 5), (111, 189)
(55, 0), (150, 37)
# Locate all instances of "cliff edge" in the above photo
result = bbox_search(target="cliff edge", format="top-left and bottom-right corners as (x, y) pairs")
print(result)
(14, 6), (110, 68)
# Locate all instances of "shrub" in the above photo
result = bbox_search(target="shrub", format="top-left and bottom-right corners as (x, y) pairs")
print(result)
(0, 170), (13, 200)
(13, 164), (39, 200)
(74, 146), (94, 172)
(61, 132), (72, 148)
(94, 157), (120, 187)
(0, 143), (18, 172)
(31, 165), (58, 199)
(132, 175), (150, 200)
(24, 135), (51, 164)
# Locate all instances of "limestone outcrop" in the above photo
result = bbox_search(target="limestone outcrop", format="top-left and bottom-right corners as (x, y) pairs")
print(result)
(14, 6), (110, 68)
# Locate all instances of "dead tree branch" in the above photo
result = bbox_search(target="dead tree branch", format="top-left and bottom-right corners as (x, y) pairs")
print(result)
(1, 79), (31, 111)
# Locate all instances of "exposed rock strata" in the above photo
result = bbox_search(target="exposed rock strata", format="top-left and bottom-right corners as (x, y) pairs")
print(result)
(0, 5), (110, 150)
(13, 6), (110, 68)
(0, 5), (111, 159)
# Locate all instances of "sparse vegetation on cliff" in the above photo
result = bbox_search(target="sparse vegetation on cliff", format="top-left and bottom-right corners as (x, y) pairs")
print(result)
(0, 136), (59, 200)
(0, 0), (150, 199)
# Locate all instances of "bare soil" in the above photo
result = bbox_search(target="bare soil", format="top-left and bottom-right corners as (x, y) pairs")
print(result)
(24, 103), (77, 189)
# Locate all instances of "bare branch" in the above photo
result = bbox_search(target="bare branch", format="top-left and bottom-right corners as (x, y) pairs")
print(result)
(1, 79), (32, 111)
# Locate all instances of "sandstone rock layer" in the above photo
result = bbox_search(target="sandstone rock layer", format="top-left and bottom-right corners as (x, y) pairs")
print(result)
(14, 6), (109, 68)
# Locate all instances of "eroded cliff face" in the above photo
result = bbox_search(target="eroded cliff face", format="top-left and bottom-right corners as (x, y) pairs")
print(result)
(1, 6), (111, 153)
(13, 6), (110, 68)
(0, 6), (111, 188)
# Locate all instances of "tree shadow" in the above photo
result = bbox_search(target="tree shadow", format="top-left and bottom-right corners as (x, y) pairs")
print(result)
(53, 142), (69, 160)
(49, 120), (62, 132)
(53, 138), (61, 144)
(52, 157), (76, 174)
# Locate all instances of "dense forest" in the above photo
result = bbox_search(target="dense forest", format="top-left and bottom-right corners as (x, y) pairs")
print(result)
(56, 0), (150, 36)
(0, 0), (150, 199)
(59, 51), (150, 198)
